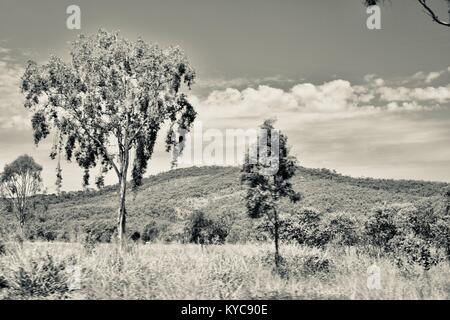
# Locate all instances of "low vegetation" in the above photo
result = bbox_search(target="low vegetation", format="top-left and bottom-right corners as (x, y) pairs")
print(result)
(0, 166), (449, 300)
(1, 242), (450, 300)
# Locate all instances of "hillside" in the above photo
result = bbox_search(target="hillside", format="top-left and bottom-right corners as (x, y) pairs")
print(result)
(1, 165), (448, 241)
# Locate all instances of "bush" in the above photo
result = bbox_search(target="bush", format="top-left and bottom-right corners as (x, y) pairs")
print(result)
(5, 253), (70, 299)
(323, 212), (361, 246)
(432, 218), (450, 258)
(366, 202), (446, 269)
(81, 221), (116, 253)
(226, 220), (266, 244)
(394, 201), (436, 240)
(282, 208), (330, 247)
(142, 221), (160, 243)
(0, 275), (8, 289)
(35, 229), (58, 241)
(365, 205), (400, 249)
(161, 222), (188, 243)
(83, 220), (116, 244)
(0, 239), (6, 255)
(389, 234), (441, 271)
(186, 211), (228, 245)
(129, 231), (141, 242)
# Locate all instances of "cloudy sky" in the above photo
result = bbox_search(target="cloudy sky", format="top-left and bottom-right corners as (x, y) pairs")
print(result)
(1, 0), (450, 191)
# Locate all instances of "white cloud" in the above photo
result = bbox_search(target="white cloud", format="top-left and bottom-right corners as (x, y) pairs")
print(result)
(0, 57), (29, 130)
(0, 47), (11, 54)
(411, 70), (444, 84)
(425, 72), (442, 83)
(377, 85), (450, 103)
(192, 78), (440, 127)
(195, 75), (297, 90)
(187, 78), (450, 183)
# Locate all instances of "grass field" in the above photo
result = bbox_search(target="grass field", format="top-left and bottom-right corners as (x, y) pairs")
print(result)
(1, 241), (450, 300)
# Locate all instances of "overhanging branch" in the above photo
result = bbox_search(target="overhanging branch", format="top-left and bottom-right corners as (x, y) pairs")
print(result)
(417, 0), (450, 27)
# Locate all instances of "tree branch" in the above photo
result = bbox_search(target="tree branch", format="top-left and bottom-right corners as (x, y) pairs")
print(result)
(417, 0), (450, 27)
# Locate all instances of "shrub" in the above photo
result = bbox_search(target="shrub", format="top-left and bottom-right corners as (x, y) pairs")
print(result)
(389, 234), (441, 271)
(282, 208), (330, 247)
(83, 220), (116, 244)
(81, 221), (116, 253)
(161, 222), (188, 243)
(142, 221), (160, 243)
(129, 231), (141, 242)
(365, 205), (400, 249)
(432, 218), (450, 258)
(186, 211), (228, 245)
(36, 229), (58, 241)
(226, 220), (266, 243)
(5, 253), (70, 299)
(323, 212), (361, 246)
(394, 201), (436, 240)
(0, 239), (6, 255)
(0, 275), (8, 289)
(366, 202), (446, 269)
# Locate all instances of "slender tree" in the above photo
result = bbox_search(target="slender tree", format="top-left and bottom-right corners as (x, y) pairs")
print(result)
(444, 187), (450, 216)
(0, 155), (43, 236)
(241, 119), (300, 268)
(21, 29), (197, 243)
(364, 0), (450, 28)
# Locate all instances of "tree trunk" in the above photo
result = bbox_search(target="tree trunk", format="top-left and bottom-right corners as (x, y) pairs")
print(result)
(274, 209), (280, 268)
(117, 177), (127, 245)
(19, 220), (25, 240)
(117, 152), (129, 245)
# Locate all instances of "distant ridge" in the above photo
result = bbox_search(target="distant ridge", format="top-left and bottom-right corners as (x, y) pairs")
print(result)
(1, 165), (448, 237)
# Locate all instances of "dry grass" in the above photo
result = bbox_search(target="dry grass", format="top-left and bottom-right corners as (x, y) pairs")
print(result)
(1, 241), (450, 300)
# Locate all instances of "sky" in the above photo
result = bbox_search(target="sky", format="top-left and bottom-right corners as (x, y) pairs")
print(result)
(1, 0), (450, 192)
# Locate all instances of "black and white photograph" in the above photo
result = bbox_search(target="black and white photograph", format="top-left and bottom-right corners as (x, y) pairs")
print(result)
(1, 0), (450, 305)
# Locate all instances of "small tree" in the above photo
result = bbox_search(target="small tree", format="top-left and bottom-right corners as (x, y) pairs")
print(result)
(241, 119), (300, 268)
(21, 29), (196, 243)
(444, 187), (450, 216)
(0, 155), (43, 236)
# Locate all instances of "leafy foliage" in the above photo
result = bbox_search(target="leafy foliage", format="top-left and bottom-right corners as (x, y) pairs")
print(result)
(242, 120), (300, 266)
(83, 220), (116, 243)
(0, 239), (5, 256)
(129, 231), (141, 242)
(0, 155), (43, 234)
(281, 208), (329, 247)
(142, 221), (160, 243)
(4, 253), (70, 299)
(186, 211), (228, 245)
(21, 29), (197, 240)
(322, 212), (361, 246)
(1, 165), (448, 257)
(365, 201), (449, 270)
(365, 205), (401, 248)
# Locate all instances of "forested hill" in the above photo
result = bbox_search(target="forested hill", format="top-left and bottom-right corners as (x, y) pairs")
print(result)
(1, 165), (448, 239)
